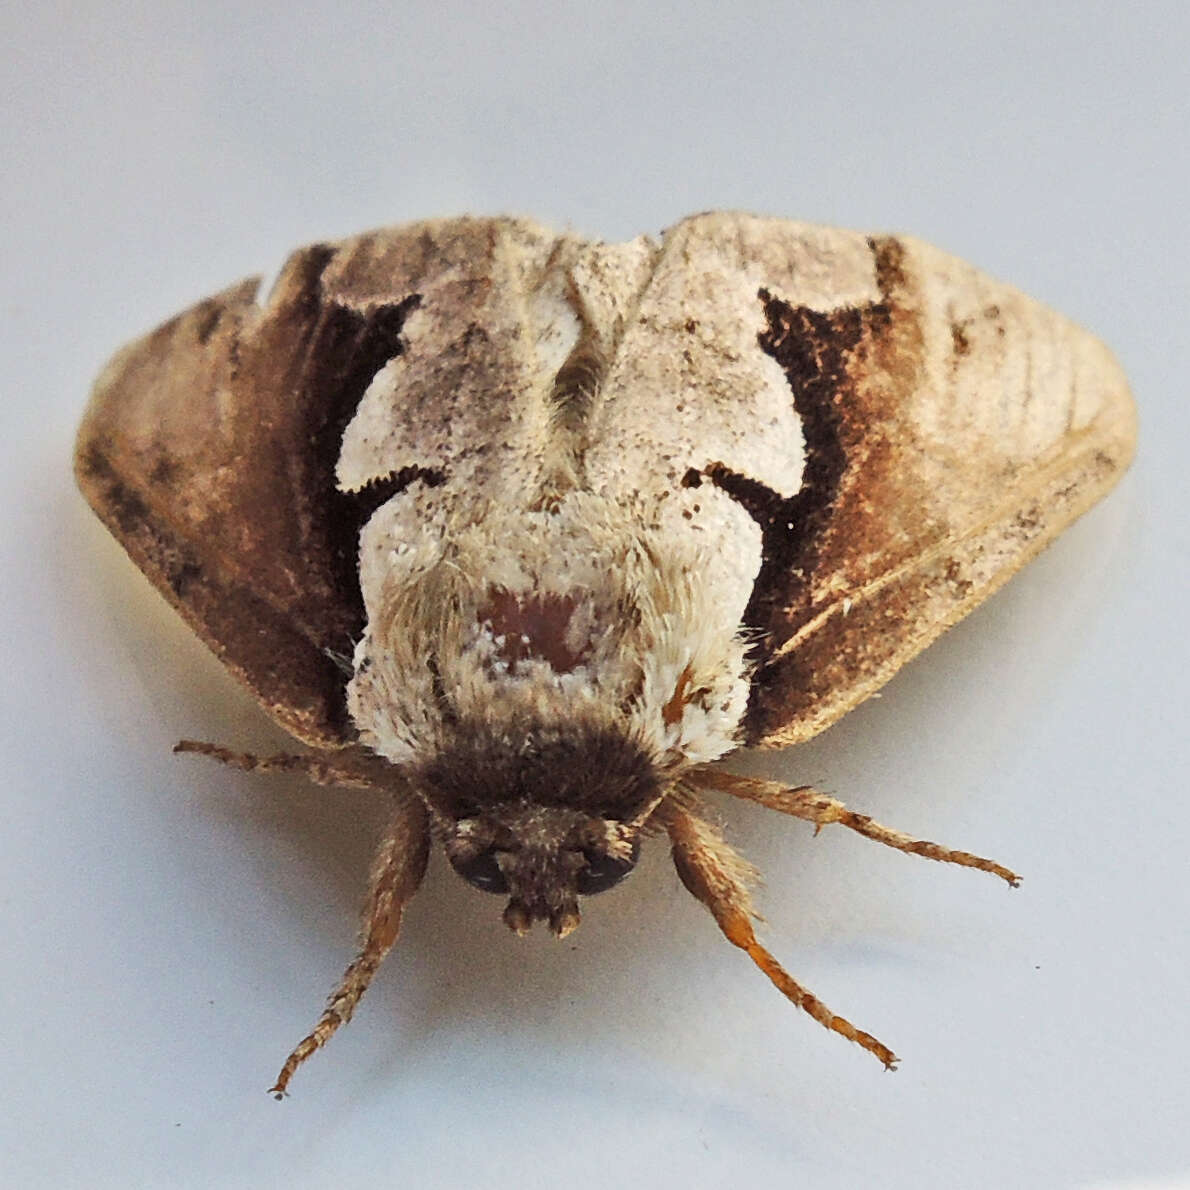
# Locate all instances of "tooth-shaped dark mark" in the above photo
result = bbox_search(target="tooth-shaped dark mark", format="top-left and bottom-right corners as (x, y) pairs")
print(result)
(705, 289), (863, 645)
(695, 284), (887, 741)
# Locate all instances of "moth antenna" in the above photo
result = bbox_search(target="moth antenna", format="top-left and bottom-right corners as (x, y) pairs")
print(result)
(270, 794), (430, 1098)
(692, 768), (1021, 887)
(658, 796), (898, 1070)
(174, 739), (398, 792)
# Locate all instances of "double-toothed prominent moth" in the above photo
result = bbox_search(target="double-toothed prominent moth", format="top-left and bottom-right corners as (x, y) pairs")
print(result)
(76, 213), (1136, 1094)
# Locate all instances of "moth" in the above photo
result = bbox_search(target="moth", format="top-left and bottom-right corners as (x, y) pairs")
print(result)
(76, 212), (1136, 1094)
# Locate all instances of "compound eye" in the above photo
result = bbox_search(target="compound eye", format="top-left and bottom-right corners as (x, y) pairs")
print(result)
(449, 847), (509, 894)
(576, 839), (640, 896)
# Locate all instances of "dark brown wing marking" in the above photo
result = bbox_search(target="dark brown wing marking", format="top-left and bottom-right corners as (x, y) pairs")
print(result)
(741, 237), (1135, 747)
(694, 290), (870, 732)
(77, 245), (424, 747)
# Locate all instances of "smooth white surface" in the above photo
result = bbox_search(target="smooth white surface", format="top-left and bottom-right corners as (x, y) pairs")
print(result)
(2, 4), (1187, 1188)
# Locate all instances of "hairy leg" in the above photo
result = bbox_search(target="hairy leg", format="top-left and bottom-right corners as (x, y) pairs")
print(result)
(270, 794), (431, 1096)
(657, 795), (898, 1070)
(693, 768), (1020, 887)
(175, 739), (395, 791)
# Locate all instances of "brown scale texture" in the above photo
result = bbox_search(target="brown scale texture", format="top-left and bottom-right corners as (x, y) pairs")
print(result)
(76, 247), (427, 746)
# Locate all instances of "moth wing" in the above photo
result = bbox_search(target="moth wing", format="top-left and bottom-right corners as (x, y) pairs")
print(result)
(78, 213), (1136, 753)
(76, 217), (565, 747)
(637, 216), (1137, 746)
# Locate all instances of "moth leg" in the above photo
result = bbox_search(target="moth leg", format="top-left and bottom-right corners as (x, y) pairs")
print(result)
(270, 793), (430, 1098)
(693, 768), (1020, 888)
(174, 739), (385, 790)
(658, 797), (898, 1070)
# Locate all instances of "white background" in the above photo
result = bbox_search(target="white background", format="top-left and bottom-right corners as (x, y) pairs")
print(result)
(3, 4), (1187, 1187)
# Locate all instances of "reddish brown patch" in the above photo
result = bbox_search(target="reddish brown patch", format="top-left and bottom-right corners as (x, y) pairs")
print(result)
(662, 664), (695, 727)
(479, 588), (590, 673)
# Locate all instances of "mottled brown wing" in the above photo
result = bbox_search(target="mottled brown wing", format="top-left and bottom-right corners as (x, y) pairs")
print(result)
(76, 218), (544, 747)
(730, 230), (1137, 747)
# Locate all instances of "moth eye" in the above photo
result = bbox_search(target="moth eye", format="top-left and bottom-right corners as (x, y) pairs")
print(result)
(449, 848), (509, 894)
(576, 839), (640, 896)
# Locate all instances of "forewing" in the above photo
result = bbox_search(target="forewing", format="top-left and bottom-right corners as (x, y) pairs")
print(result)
(635, 215), (1136, 747)
(75, 217), (567, 747)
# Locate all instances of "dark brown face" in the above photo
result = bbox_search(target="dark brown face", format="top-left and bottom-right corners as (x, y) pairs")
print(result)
(415, 720), (661, 936)
(443, 805), (641, 936)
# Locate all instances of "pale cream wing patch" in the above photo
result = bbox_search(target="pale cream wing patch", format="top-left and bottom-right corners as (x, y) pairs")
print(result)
(333, 217), (577, 498)
(587, 212), (884, 502)
(334, 218), (660, 502)
(334, 219), (667, 633)
(583, 213), (887, 638)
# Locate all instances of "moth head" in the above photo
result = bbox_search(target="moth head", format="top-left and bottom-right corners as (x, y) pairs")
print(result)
(443, 807), (641, 937)
(414, 720), (660, 936)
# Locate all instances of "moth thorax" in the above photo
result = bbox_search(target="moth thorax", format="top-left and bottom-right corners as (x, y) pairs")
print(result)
(444, 806), (641, 938)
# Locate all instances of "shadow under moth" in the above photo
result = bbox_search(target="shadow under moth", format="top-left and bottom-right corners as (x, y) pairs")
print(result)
(76, 212), (1137, 1094)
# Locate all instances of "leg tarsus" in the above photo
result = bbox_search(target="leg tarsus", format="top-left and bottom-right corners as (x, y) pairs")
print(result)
(694, 768), (1021, 888)
(658, 796), (898, 1070)
(270, 795), (430, 1097)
